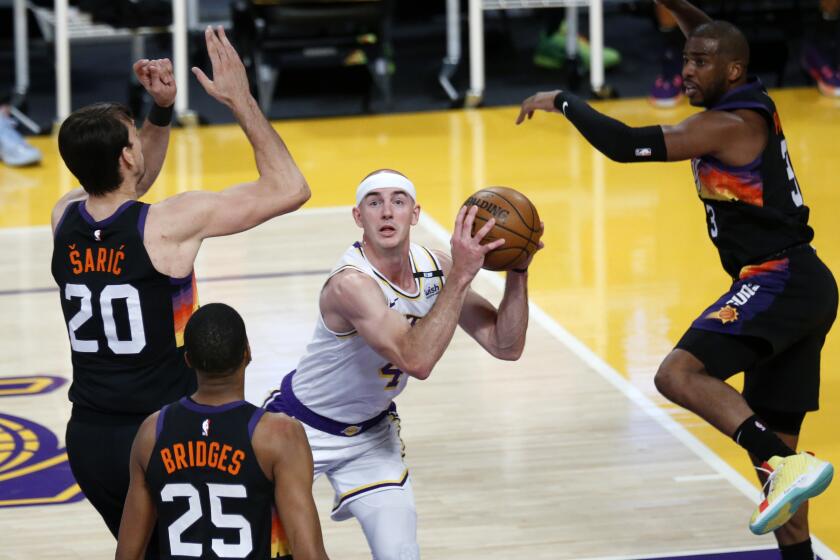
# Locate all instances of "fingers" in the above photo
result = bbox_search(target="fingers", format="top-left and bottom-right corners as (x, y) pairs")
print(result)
(217, 25), (239, 58)
(158, 58), (174, 86)
(483, 238), (505, 252)
(462, 205), (478, 241)
(452, 205), (466, 240)
(149, 62), (160, 85)
(205, 26), (223, 68)
(473, 215), (496, 242)
(192, 66), (214, 94)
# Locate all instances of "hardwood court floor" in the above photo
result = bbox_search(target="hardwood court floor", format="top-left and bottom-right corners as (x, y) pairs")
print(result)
(0, 88), (838, 558)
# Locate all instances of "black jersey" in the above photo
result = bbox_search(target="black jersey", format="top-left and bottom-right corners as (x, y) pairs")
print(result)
(691, 77), (814, 278)
(51, 200), (197, 415)
(146, 398), (273, 560)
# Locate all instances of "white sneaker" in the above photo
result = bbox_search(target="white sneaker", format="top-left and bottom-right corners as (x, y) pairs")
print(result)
(0, 113), (42, 167)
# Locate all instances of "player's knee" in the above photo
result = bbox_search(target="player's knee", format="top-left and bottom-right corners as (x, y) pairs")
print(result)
(654, 359), (682, 402)
(654, 351), (699, 403)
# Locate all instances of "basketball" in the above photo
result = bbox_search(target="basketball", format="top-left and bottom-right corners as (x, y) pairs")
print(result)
(462, 186), (542, 271)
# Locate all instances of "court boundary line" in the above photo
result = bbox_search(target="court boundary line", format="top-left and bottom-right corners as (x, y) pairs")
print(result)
(4, 206), (836, 558)
(581, 543), (778, 560)
(417, 212), (839, 560)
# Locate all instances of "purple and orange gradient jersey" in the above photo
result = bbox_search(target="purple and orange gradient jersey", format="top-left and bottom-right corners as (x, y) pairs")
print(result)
(51, 200), (197, 415)
(691, 78), (813, 278)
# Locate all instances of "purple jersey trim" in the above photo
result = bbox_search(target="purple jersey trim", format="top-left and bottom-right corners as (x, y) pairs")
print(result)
(331, 470), (410, 512)
(265, 371), (395, 437)
(79, 199), (136, 227)
(248, 408), (267, 439)
(713, 101), (770, 114)
(715, 77), (763, 105)
(53, 201), (78, 238)
(155, 404), (170, 441)
(700, 154), (763, 173)
(137, 203), (150, 240)
(179, 396), (248, 414)
(169, 271), (194, 285)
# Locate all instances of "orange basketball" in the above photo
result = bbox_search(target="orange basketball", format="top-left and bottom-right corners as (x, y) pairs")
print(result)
(462, 186), (542, 271)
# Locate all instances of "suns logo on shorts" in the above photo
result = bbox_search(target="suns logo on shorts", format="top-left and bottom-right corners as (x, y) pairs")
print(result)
(706, 304), (740, 324)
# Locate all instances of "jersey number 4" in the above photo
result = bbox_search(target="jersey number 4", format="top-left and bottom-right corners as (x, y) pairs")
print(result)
(64, 283), (146, 354)
(162, 482), (253, 558)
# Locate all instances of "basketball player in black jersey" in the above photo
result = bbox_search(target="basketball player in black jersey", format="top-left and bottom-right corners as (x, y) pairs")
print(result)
(516, 1), (837, 558)
(51, 27), (310, 546)
(116, 303), (328, 560)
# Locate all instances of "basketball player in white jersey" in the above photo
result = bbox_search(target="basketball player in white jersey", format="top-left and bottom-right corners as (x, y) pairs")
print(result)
(264, 169), (542, 559)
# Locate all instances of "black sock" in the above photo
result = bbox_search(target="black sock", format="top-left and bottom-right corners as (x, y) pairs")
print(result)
(779, 539), (814, 560)
(732, 415), (795, 462)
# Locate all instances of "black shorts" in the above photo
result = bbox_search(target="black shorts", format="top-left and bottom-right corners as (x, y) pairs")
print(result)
(66, 406), (160, 559)
(675, 246), (837, 413)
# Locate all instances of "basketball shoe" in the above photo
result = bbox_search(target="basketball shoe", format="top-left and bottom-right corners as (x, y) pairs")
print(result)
(0, 112), (41, 167)
(749, 452), (834, 535)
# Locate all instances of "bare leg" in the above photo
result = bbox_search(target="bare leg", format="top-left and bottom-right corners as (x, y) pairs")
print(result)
(654, 349), (754, 437)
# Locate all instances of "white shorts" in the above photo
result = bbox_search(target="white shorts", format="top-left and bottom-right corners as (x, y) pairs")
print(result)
(303, 413), (410, 521)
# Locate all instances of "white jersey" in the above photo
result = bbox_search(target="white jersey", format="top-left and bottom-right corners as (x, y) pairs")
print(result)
(292, 241), (445, 423)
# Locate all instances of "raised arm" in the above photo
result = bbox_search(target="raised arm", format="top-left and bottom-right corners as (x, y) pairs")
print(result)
(322, 206), (503, 379)
(115, 413), (158, 560)
(516, 90), (764, 165)
(655, 0), (712, 38)
(133, 58), (177, 198)
(253, 414), (328, 560)
(434, 228), (542, 361)
(146, 26), (310, 249)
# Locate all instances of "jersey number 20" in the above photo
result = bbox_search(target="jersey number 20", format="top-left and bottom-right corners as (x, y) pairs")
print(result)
(162, 482), (253, 558)
(64, 283), (146, 354)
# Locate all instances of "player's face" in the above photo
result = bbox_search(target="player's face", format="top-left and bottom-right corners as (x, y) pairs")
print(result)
(353, 188), (419, 250)
(682, 37), (728, 107)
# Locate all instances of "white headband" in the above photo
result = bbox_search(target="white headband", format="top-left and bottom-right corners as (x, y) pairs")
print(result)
(355, 172), (416, 206)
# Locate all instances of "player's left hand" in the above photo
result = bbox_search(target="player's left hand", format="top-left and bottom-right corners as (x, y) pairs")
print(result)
(516, 91), (562, 125)
(134, 58), (176, 108)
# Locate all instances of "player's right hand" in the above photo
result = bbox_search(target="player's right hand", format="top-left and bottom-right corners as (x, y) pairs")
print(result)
(449, 205), (505, 284)
(515, 90), (561, 125)
(133, 58), (176, 108)
(192, 26), (251, 110)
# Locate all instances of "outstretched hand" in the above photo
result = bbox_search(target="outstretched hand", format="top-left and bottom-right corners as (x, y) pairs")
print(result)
(449, 205), (505, 284)
(192, 26), (251, 110)
(133, 58), (176, 108)
(515, 90), (563, 125)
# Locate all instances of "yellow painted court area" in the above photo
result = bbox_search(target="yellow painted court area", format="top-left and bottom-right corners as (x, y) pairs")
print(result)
(1, 87), (838, 554)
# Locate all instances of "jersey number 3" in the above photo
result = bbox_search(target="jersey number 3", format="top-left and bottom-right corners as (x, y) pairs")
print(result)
(781, 139), (804, 207)
(64, 283), (146, 354)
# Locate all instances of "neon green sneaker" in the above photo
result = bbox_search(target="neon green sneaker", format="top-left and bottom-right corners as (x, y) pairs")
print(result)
(749, 453), (834, 535)
(533, 24), (621, 71)
(559, 22), (622, 70)
(533, 31), (566, 69)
